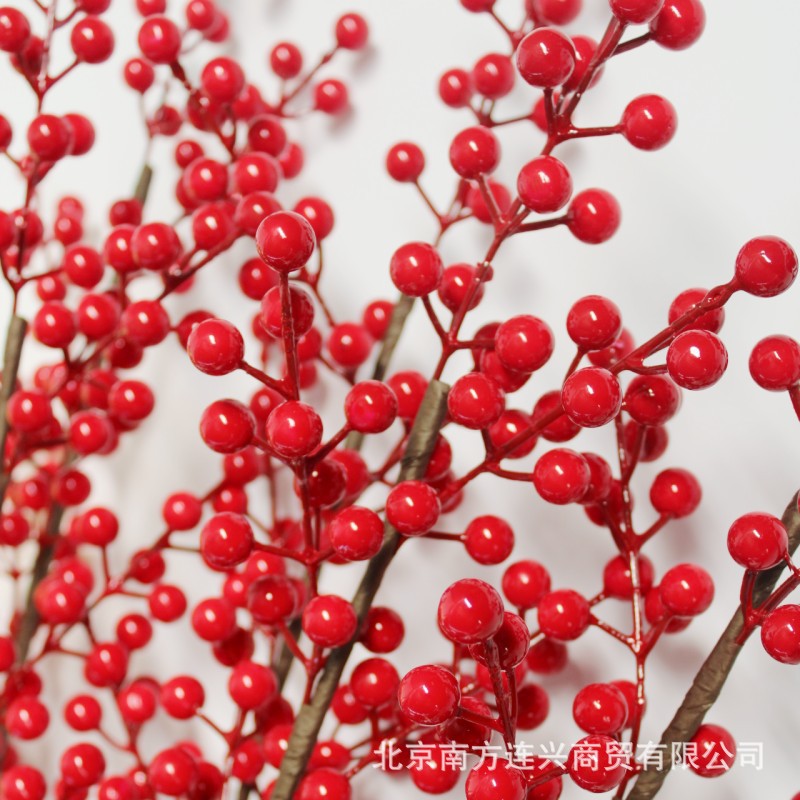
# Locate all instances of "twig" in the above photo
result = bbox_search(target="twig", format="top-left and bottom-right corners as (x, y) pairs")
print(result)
(0, 316), (28, 505)
(625, 492), (800, 799)
(270, 379), (450, 800)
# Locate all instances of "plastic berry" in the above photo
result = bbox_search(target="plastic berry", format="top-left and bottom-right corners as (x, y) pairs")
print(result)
(360, 607), (405, 653)
(117, 614), (153, 649)
(668, 286), (725, 332)
(385, 480), (440, 536)
(386, 142), (425, 182)
(449, 126), (500, 179)
(229, 660), (277, 709)
(502, 560), (551, 610)
(517, 155), (572, 214)
(266, 401), (323, 459)
(302, 595), (358, 648)
(561, 367), (622, 428)
(448, 372), (505, 429)
(327, 322), (372, 368)
(472, 52), (515, 99)
(659, 563), (714, 616)
(622, 94), (677, 150)
(270, 41), (303, 79)
(649, 467), (701, 517)
(749, 335), (800, 391)
(296, 769), (352, 800)
(537, 589), (590, 640)
(184, 157), (228, 202)
(255, 210), (315, 273)
(611, 0), (664, 23)
(624, 374), (681, 426)
(137, 16), (181, 63)
(562, 35), (600, 93)
(397, 664), (460, 726)
(727, 512), (788, 570)
(515, 28), (576, 88)
(200, 512), (254, 570)
(70, 18), (114, 63)
(439, 68), (473, 108)
(201, 57), (244, 103)
(335, 13), (368, 49)
(328, 506), (384, 561)
(603, 554), (655, 598)
(61, 743), (106, 788)
(436, 263), (481, 312)
(148, 748), (197, 796)
(529, 0), (582, 24)
(760, 604), (800, 664)
(649, 0), (706, 50)
(687, 724), (736, 777)
(314, 79), (348, 114)
(121, 300), (171, 347)
(161, 676), (204, 719)
(566, 189), (621, 244)
(515, 683), (550, 730)
(464, 515), (515, 565)
(734, 236), (798, 297)
(389, 241), (443, 297)
(533, 448), (590, 504)
(293, 197), (334, 241)
(461, 0), (495, 11)
(437, 578), (504, 644)
(187, 318), (244, 376)
(27, 115), (71, 161)
(465, 761), (526, 800)
(64, 695), (102, 731)
(567, 735), (628, 792)
(5, 696), (49, 739)
(572, 683), (628, 734)
(350, 658), (399, 709)
(199, 399), (255, 453)
(666, 329), (728, 390)
(248, 115), (287, 156)
(0, 7), (31, 52)
(344, 380), (398, 433)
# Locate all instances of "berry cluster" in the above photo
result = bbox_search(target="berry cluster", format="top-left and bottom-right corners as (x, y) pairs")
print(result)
(0, 1), (798, 800)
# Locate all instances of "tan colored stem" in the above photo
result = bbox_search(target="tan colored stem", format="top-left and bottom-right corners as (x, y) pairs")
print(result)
(270, 379), (449, 800)
(626, 493), (800, 800)
(0, 316), (28, 505)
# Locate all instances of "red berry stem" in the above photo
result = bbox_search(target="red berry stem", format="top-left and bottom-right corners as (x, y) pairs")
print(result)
(625, 494), (800, 800)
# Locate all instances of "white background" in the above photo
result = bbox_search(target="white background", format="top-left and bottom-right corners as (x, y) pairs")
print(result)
(1, 0), (799, 798)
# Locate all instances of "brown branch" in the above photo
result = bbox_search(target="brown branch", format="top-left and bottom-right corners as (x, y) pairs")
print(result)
(0, 316), (28, 505)
(270, 379), (450, 800)
(626, 492), (800, 800)
(134, 163), (153, 207)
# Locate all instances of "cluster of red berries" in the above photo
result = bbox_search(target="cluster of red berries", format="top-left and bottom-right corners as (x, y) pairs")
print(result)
(0, 1), (798, 800)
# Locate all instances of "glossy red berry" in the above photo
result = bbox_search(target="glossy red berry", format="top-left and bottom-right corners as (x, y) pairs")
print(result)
(567, 735), (628, 792)
(255, 211), (315, 274)
(659, 563), (714, 616)
(687, 724), (736, 777)
(70, 17), (114, 63)
(314, 79), (348, 114)
(649, 0), (706, 50)
(472, 52), (515, 99)
(515, 28), (576, 88)
(667, 329), (727, 389)
(201, 57), (244, 102)
(270, 41), (303, 79)
(148, 748), (197, 796)
(389, 241), (443, 297)
(187, 318), (244, 376)
(533, 448), (590, 504)
(61, 743), (106, 788)
(397, 665), (459, 726)
(200, 512), (254, 570)
(517, 155), (572, 213)
(761, 604), (800, 664)
(448, 372), (505, 429)
(573, 683), (628, 734)
(5, 695), (49, 739)
(464, 515), (515, 565)
(449, 126), (500, 179)
(438, 578), (504, 644)
(727, 512), (788, 571)
(529, 0), (582, 24)
(327, 322), (372, 368)
(537, 589), (590, 640)
(161, 676), (204, 718)
(566, 189), (621, 244)
(350, 658), (399, 709)
(668, 286), (725, 333)
(385, 480), (440, 536)
(200, 399), (255, 453)
(439, 68), (473, 108)
(649, 467), (701, 518)
(494, 315), (554, 373)
(603, 554), (654, 599)
(0, 8), (31, 52)
(229, 660), (277, 709)
(27, 115), (71, 161)
(734, 236), (798, 297)
(266, 401), (323, 459)
(121, 300), (171, 346)
(610, 0), (664, 24)
(328, 506), (384, 561)
(345, 380), (397, 433)
(624, 374), (681, 426)
(386, 142), (425, 182)
(302, 595), (358, 648)
(335, 12), (368, 49)
(622, 94), (677, 150)
(502, 560), (551, 610)
(138, 16), (181, 63)
(260, 284), (315, 338)
(749, 335), (800, 390)
(561, 367), (622, 428)
(359, 606), (404, 653)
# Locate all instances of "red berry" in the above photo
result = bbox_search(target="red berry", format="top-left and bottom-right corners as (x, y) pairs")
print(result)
(461, 0), (495, 11)
(561, 367), (622, 428)
(260, 284), (315, 338)
(464, 515), (514, 565)
(148, 748), (197, 796)
(624, 374), (681, 426)
(567, 295), (623, 351)
(472, 52), (515, 99)
(659, 563), (714, 616)
(533, 448), (590, 504)
(359, 606), (404, 653)
(495, 315), (554, 373)
(255, 211), (315, 274)
(345, 380), (397, 433)
(201, 56), (244, 103)
(27, 115), (71, 161)
(610, 0), (664, 24)
(61, 743), (105, 788)
(567, 735), (628, 792)
(761, 604), (800, 664)
(517, 156), (572, 213)
(385, 480), (440, 536)
(649, 467), (701, 518)
(727, 512), (788, 571)
(138, 16), (181, 63)
(516, 28), (575, 88)
(327, 322), (371, 368)
(603, 554), (654, 599)
(528, 0), (582, 24)
(448, 372), (505, 429)
(270, 42), (303, 79)
(5, 695), (49, 739)
(622, 94), (677, 150)
(266, 401), (322, 459)
(328, 506), (384, 561)
(538, 589), (590, 640)
(502, 560), (551, 609)
(70, 17), (114, 63)
(687, 724), (736, 777)
(667, 329), (727, 390)
(668, 286), (725, 333)
(200, 512), (254, 570)
(449, 126), (500, 179)
(297, 769), (351, 800)
(314, 79), (348, 114)
(397, 665), (459, 726)
(389, 241), (443, 297)
(649, 0), (705, 50)
(350, 658), (399, 709)
(439, 68), (473, 108)
(735, 236), (798, 297)
(386, 142), (425, 182)
(302, 595), (358, 648)
(438, 578), (504, 644)
(573, 683), (628, 734)
(229, 660), (277, 709)
(0, 7), (31, 52)
(335, 13), (368, 49)
(124, 57), (155, 92)
(161, 676), (204, 718)
(749, 335), (800, 391)
(566, 189), (621, 244)
(387, 371), (428, 420)
(187, 318), (244, 375)
(64, 695), (102, 731)
(121, 300), (171, 347)
(200, 399), (255, 453)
